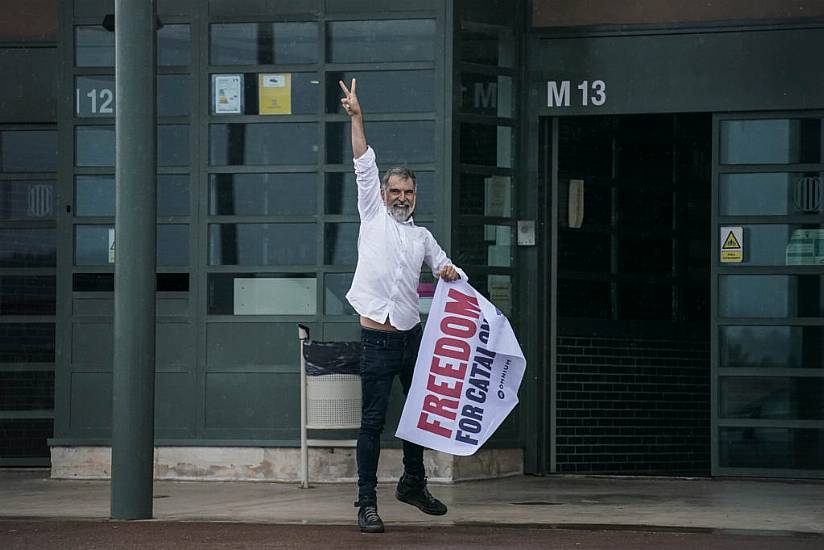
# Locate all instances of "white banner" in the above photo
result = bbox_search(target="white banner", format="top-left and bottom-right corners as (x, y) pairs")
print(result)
(396, 279), (526, 456)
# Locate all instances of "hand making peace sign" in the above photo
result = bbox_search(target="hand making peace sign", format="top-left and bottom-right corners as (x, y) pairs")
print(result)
(339, 78), (361, 117)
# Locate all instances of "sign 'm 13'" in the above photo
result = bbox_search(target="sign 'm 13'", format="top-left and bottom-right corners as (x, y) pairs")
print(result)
(547, 80), (606, 108)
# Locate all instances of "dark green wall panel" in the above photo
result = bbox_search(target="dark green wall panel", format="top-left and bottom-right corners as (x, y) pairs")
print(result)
(155, 373), (196, 433)
(71, 323), (112, 368)
(156, 323), (194, 372)
(71, 297), (189, 317)
(72, 321), (193, 371)
(70, 372), (111, 430)
(204, 372), (299, 434)
(69, 372), (198, 434)
(531, 28), (824, 115)
(321, 322), (360, 342)
(207, 322), (315, 372)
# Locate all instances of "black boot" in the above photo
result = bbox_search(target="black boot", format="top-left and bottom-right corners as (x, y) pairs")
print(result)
(356, 504), (384, 533)
(395, 474), (448, 516)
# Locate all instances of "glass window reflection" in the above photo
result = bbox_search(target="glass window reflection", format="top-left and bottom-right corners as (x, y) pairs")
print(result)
(75, 26), (113, 67)
(158, 24), (191, 66)
(0, 229), (55, 267)
(208, 223), (316, 265)
(1, 131), (58, 173)
(327, 121), (434, 165)
(75, 126), (114, 167)
(208, 273), (317, 315)
(324, 223), (359, 265)
(460, 73), (513, 117)
(458, 174), (514, 218)
(76, 24), (190, 67)
(210, 173), (316, 216)
(209, 123), (318, 166)
(720, 119), (824, 164)
(327, 71), (434, 114)
(719, 275), (824, 318)
(720, 326), (824, 369)
(459, 27), (515, 68)
(720, 173), (824, 216)
(157, 224), (189, 266)
(210, 22), (319, 65)
(159, 75), (192, 117)
(158, 175), (190, 217)
(75, 224), (189, 266)
(0, 181), (55, 220)
(327, 20), (434, 63)
(75, 175), (189, 217)
(719, 427), (824, 469)
(454, 223), (513, 267)
(325, 273), (356, 315)
(459, 123), (512, 168)
(723, 224), (824, 266)
(158, 125), (189, 167)
(720, 377), (824, 420)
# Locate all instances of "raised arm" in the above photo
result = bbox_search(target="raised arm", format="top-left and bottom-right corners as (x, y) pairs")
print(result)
(340, 78), (381, 219)
(340, 79), (366, 158)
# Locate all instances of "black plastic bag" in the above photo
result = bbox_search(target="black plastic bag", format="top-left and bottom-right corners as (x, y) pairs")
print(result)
(303, 340), (361, 376)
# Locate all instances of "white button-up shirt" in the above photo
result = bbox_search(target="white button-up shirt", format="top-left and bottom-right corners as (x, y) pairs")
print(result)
(345, 147), (466, 331)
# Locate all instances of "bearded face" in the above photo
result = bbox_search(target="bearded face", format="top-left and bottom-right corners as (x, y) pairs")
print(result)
(382, 175), (416, 222)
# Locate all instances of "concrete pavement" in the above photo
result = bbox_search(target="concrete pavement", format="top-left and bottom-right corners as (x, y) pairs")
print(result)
(0, 470), (822, 535)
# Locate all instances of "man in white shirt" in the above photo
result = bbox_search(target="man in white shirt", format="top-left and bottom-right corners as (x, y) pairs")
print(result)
(340, 79), (465, 534)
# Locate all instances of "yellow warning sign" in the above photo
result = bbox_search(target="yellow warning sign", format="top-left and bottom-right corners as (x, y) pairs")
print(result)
(720, 226), (743, 263)
(258, 73), (292, 115)
(722, 231), (741, 250)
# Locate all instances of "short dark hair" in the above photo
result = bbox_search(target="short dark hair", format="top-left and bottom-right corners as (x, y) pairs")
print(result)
(381, 167), (417, 191)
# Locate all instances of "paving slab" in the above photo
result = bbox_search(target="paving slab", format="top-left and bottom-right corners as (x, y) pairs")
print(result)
(1, 470), (822, 535)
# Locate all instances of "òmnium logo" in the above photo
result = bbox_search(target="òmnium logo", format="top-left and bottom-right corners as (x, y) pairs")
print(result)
(795, 176), (822, 212)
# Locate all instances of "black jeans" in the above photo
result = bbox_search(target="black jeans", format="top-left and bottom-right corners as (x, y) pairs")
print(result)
(356, 324), (425, 506)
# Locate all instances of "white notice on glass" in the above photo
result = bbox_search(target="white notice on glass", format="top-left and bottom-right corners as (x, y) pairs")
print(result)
(213, 74), (243, 114)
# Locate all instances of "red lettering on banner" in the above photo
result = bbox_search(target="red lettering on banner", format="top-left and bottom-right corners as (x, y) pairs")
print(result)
(415, 285), (484, 442)
(430, 355), (467, 380)
(427, 373), (463, 399)
(445, 288), (481, 319)
(422, 394), (458, 420)
(418, 413), (452, 438)
(440, 315), (477, 338)
(434, 337), (470, 362)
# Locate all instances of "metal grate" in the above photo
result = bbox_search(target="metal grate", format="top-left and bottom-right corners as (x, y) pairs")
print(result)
(306, 374), (361, 429)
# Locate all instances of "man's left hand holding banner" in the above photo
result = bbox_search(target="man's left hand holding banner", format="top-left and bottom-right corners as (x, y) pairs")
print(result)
(396, 278), (526, 456)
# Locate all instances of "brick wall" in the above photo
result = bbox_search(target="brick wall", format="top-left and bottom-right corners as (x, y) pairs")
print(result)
(556, 335), (710, 475)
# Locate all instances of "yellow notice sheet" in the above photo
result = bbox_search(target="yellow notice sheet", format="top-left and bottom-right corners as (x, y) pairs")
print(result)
(258, 73), (292, 115)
